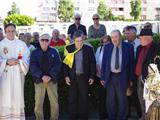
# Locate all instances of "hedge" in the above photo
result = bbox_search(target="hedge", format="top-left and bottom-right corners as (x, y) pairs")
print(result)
(24, 34), (160, 117)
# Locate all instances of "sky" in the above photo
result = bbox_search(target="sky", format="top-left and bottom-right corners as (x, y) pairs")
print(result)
(0, 0), (38, 19)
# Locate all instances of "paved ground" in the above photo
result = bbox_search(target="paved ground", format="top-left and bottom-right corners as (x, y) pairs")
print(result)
(26, 111), (139, 120)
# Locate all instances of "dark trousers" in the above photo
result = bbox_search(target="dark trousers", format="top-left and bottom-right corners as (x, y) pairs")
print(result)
(96, 77), (107, 119)
(106, 73), (128, 120)
(68, 75), (88, 120)
(128, 78), (142, 118)
(137, 76), (146, 120)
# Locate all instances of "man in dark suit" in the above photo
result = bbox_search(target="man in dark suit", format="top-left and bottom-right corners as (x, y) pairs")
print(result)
(63, 30), (96, 120)
(135, 29), (160, 120)
(101, 29), (134, 120)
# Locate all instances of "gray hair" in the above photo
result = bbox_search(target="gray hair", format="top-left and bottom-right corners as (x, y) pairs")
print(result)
(92, 13), (99, 18)
(40, 33), (51, 41)
(52, 29), (59, 34)
(24, 32), (32, 37)
(74, 13), (81, 18)
(111, 29), (121, 36)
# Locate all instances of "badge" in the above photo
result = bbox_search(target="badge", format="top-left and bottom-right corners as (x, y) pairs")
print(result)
(52, 54), (54, 58)
(3, 47), (8, 54)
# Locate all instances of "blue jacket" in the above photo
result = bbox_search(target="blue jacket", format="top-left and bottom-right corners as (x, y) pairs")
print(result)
(30, 47), (61, 83)
(101, 42), (134, 90)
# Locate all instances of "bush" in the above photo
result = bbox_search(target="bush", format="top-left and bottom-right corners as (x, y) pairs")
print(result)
(4, 14), (34, 26)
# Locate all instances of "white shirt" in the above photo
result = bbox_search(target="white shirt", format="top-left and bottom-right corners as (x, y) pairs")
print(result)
(125, 38), (140, 58)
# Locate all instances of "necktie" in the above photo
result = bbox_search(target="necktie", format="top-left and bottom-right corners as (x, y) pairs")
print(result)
(115, 47), (119, 69)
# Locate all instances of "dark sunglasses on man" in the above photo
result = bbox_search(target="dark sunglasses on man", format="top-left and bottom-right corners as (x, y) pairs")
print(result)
(93, 18), (99, 20)
(75, 18), (81, 20)
(41, 39), (49, 42)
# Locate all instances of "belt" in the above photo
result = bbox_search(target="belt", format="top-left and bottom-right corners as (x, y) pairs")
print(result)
(76, 73), (84, 76)
(111, 72), (121, 74)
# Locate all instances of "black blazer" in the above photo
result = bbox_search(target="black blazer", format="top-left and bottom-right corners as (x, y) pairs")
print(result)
(63, 44), (96, 81)
(135, 42), (160, 80)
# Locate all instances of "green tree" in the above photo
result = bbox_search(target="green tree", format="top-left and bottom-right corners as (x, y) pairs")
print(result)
(97, 0), (107, 20)
(4, 14), (34, 26)
(130, 0), (142, 21)
(8, 2), (20, 16)
(58, 0), (74, 22)
(97, 0), (114, 21)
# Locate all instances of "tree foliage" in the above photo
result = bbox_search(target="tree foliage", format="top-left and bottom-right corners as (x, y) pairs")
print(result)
(97, 0), (108, 20)
(4, 14), (34, 26)
(130, 0), (142, 21)
(8, 2), (20, 16)
(58, 0), (74, 22)
(97, 0), (116, 21)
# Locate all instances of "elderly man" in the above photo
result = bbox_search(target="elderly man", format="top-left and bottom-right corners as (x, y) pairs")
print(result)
(67, 13), (87, 42)
(125, 26), (140, 55)
(49, 29), (65, 47)
(101, 30), (134, 120)
(135, 29), (160, 120)
(63, 30), (96, 120)
(23, 32), (35, 52)
(30, 33), (61, 120)
(124, 25), (141, 118)
(31, 32), (40, 48)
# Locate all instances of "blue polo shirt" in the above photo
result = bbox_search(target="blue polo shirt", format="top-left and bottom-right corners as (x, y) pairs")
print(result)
(67, 23), (87, 39)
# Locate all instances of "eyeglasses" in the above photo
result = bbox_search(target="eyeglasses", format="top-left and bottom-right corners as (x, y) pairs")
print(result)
(93, 18), (99, 20)
(75, 18), (81, 20)
(40, 39), (49, 42)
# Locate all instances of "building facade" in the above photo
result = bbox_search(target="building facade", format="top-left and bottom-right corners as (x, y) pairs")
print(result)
(36, 0), (160, 22)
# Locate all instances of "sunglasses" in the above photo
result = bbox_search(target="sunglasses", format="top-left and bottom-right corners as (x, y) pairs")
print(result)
(75, 18), (81, 20)
(93, 18), (99, 20)
(40, 39), (49, 42)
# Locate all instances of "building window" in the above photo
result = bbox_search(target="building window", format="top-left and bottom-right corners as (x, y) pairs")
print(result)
(75, 7), (79, 11)
(88, 7), (94, 11)
(155, 15), (160, 20)
(118, 0), (124, 4)
(143, 7), (147, 11)
(111, 0), (117, 4)
(89, 0), (94, 4)
(43, 7), (50, 11)
(119, 8), (124, 11)
(50, 13), (56, 17)
(143, 0), (147, 4)
(156, 8), (160, 12)
(141, 15), (146, 20)
(112, 7), (118, 11)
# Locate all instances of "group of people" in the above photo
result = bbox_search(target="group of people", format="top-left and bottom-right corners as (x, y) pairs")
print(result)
(0, 13), (159, 120)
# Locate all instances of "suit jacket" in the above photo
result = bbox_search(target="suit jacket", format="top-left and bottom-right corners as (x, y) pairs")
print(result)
(135, 42), (160, 80)
(30, 47), (61, 83)
(63, 44), (96, 81)
(101, 42), (134, 90)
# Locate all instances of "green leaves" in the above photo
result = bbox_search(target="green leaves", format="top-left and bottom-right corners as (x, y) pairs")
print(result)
(130, 0), (142, 21)
(3, 14), (34, 26)
(97, 0), (108, 20)
(58, 0), (74, 22)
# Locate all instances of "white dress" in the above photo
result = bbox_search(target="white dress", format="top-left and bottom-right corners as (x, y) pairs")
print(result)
(0, 38), (29, 120)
